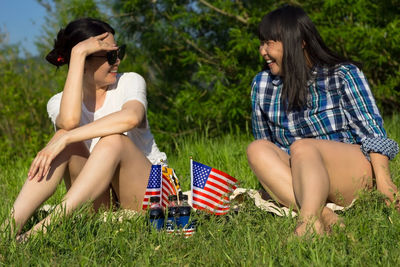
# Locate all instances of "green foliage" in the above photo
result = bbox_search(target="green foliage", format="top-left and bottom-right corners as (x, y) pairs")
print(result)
(1, 0), (400, 159)
(108, 0), (400, 141)
(110, 0), (276, 141)
(302, 0), (400, 114)
(36, 0), (110, 56)
(0, 46), (59, 160)
(0, 0), (109, 160)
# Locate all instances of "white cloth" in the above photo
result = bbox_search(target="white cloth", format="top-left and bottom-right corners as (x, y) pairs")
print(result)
(183, 188), (351, 217)
(47, 72), (167, 165)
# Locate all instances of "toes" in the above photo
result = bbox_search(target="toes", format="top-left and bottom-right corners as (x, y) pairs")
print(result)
(294, 219), (325, 236)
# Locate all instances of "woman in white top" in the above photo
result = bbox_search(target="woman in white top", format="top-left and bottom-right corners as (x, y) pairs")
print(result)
(9, 18), (166, 240)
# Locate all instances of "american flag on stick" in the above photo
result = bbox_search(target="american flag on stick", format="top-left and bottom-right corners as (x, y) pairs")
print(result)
(191, 159), (238, 215)
(142, 165), (162, 210)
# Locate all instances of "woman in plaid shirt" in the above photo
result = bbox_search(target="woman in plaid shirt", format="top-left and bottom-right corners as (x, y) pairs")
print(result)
(247, 5), (399, 236)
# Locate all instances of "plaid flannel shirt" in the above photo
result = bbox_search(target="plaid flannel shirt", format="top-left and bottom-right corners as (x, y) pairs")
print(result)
(251, 64), (399, 160)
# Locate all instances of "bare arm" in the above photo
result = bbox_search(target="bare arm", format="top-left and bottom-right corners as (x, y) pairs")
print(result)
(370, 153), (400, 210)
(56, 47), (86, 129)
(28, 100), (145, 181)
(56, 32), (118, 129)
(64, 100), (145, 144)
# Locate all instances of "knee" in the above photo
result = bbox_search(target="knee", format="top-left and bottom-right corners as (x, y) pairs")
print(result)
(95, 134), (126, 153)
(247, 140), (264, 161)
(289, 139), (317, 158)
(247, 139), (275, 164)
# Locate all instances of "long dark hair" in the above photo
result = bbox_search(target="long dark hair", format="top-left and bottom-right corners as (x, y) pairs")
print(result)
(46, 18), (115, 67)
(258, 5), (357, 111)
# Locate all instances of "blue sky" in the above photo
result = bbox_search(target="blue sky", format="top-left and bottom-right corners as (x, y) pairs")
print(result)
(0, 0), (47, 55)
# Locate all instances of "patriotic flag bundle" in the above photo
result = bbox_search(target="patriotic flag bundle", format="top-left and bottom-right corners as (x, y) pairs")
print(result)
(142, 165), (181, 210)
(143, 161), (237, 216)
(191, 160), (238, 215)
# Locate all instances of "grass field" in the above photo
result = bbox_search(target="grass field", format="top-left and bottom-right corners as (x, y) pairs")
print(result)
(1, 115), (400, 265)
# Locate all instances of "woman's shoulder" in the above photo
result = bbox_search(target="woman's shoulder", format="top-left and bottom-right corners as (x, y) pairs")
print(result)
(332, 63), (363, 78)
(252, 69), (275, 85)
(47, 91), (63, 104)
(314, 64), (364, 86)
(47, 91), (63, 122)
(116, 72), (146, 86)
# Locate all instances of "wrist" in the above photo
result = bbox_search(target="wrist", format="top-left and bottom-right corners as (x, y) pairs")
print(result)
(70, 46), (88, 59)
(62, 130), (73, 145)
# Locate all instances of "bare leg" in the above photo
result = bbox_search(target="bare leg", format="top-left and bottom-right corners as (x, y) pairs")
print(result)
(247, 139), (295, 207)
(22, 134), (151, 237)
(290, 139), (373, 235)
(11, 139), (89, 235)
(64, 144), (113, 211)
(247, 139), (371, 235)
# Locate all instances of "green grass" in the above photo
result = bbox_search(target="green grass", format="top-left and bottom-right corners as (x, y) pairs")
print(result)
(1, 115), (400, 265)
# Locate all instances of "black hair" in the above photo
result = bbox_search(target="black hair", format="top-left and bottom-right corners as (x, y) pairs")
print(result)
(258, 5), (359, 111)
(46, 18), (115, 67)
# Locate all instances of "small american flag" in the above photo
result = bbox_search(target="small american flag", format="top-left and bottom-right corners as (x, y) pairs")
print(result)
(161, 166), (180, 208)
(191, 160), (238, 215)
(142, 165), (162, 210)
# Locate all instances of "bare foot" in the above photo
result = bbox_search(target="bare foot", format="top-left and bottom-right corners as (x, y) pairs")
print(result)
(16, 232), (29, 243)
(294, 218), (325, 236)
(321, 207), (344, 232)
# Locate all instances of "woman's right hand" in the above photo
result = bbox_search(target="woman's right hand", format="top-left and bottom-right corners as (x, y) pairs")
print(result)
(377, 179), (400, 212)
(27, 130), (70, 182)
(70, 32), (118, 58)
(370, 153), (400, 213)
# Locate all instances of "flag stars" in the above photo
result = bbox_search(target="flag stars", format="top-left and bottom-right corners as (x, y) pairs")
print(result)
(193, 162), (212, 188)
(148, 165), (161, 188)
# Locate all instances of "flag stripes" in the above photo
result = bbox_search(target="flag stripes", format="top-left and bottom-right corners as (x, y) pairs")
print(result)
(191, 160), (238, 215)
(161, 171), (178, 208)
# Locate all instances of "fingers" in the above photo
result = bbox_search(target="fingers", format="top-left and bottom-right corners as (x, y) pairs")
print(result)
(28, 151), (55, 182)
(36, 155), (53, 182)
(28, 153), (44, 181)
(27, 130), (68, 181)
(41, 156), (54, 182)
(95, 32), (110, 40)
(94, 32), (118, 50)
(27, 155), (40, 180)
(72, 32), (118, 57)
(383, 194), (400, 213)
(98, 40), (118, 51)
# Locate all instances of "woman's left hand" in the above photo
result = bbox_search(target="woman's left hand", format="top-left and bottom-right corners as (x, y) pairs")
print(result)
(28, 130), (69, 182)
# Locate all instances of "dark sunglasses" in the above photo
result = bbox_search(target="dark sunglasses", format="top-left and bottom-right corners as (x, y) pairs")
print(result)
(90, 44), (126, 65)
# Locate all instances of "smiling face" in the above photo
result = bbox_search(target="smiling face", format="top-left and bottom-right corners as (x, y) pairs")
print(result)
(84, 34), (120, 89)
(259, 40), (284, 76)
